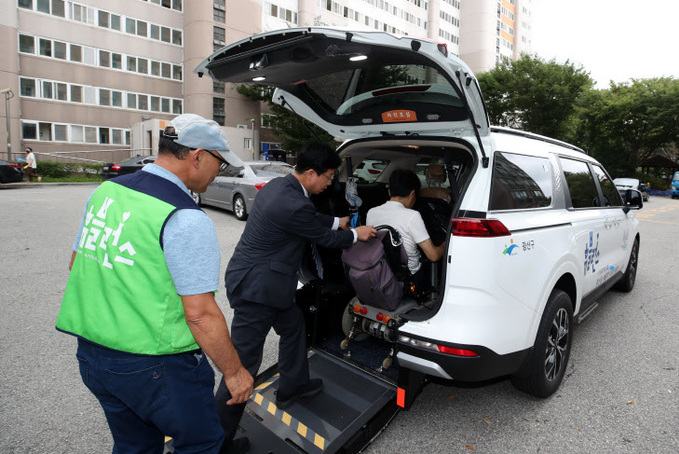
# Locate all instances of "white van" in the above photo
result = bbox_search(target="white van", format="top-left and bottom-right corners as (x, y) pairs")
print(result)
(197, 28), (644, 453)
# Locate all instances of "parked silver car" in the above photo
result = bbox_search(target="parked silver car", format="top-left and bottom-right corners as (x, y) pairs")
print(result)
(191, 160), (295, 220)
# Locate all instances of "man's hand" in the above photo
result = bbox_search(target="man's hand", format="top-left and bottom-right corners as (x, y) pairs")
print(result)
(339, 216), (351, 230)
(224, 366), (254, 405)
(354, 225), (377, 241)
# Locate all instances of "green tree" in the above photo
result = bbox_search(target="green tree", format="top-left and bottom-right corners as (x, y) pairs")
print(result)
(477, 55), (594, 142)
(577, 77), (679, 174)
(236, 84), (335, 154)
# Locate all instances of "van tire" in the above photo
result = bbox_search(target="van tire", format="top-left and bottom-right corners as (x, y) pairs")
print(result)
(614, 238), (639, 292)
(511, 289), (573, 398)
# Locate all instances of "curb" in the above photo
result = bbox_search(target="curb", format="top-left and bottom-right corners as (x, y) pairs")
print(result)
(0, 182), (101, 189)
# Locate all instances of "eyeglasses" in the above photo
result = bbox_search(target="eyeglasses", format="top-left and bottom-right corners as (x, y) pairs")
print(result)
(204, 149), (229, 172)
(317, 170), (336, 182)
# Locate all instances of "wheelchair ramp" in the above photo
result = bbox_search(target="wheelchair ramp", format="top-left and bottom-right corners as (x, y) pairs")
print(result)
(238, 349), (399, 454)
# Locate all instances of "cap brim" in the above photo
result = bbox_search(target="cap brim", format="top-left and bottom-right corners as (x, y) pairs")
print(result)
(219, 150), (244, 167)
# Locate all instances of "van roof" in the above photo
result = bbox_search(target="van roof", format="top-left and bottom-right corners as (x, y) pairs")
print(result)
(491, 126), (585, 154)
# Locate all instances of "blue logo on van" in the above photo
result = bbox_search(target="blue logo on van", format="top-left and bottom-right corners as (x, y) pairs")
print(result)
(503, 239), (519, 256)
(584, 231), (600, 275)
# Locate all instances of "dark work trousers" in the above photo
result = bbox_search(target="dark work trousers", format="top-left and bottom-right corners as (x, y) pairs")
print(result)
(76, 338), (224, 454)
(215, 295), (310, 442)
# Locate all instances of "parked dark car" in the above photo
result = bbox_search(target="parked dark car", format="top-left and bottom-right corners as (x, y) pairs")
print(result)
(0, 159), (24, 183)
(101, 155), (156, 180)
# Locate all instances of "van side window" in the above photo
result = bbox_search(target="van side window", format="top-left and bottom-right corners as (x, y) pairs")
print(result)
(592, 165), (623, 206)
(559, 157), (599, 209)
(490, 152), (552, 210)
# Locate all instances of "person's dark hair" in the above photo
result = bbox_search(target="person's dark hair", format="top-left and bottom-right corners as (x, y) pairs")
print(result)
(295, 143), (341, 175)
(389, 169), (421, 198)
(158, 126), (190, 159)
(25, 147), (32, 153)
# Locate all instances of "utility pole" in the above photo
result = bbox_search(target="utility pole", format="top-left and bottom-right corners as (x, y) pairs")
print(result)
(1, 88), (13, 161)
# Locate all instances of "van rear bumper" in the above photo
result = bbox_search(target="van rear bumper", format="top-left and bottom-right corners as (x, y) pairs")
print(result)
(397, 341), (531, 382)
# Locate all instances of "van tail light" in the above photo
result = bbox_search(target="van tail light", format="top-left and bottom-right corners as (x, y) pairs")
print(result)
(451, 218), (511, 237)
(438, 346), (479, 357)
(111, 164), (121, 171)
(255, 182), (266, 191)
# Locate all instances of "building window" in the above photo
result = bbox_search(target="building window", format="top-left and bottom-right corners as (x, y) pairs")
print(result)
(150, 24), (160, 40)
(150, 96), (160, 112)
(161, 26), (171, 43)
(56, 83), (68, 101)
(213, 26), (225, 46)
(213, 81), (225, 93)
(99, 89), (111, 106)
(71, 85), (82, 103)
(172, 30), (182, 45)
(41, 81), (53, 99)
(19, 35), (35, 54)
(99, 50), (110, 67)
(172, 99), (182, 114)
(127, 56), (137, 72)
(172, 65), (182, 80)
(98, 10), (109, 27)
(214, 7), (225, 22)
(213, 97), (225, 126)
(112, 91), (123, 107)
(243, 138), (251, 149)
(137, 20), (148, 37)
(161, 98), (170, 113)
(70, 44), (82, 62)
(36, 0), (49, 13)
(127, 93), (137, 109)
(126, 17), (136, 34)
(138, 58), (148, 74)
(51, 0), (64, 17)
(85, 127), (97, 143)
(20, 78), (36, 97)
(22, 122), (38, 140)
(54, 124), (67, 141)
(39, 38), (52, 57)
(138, 95), (148, 110)
(54, 41), (67, 59)
(39, 122), (52, 141)
(151, 61), (161, 76)
(111, 53), (122, 69)
(111, 14), (121, 30)
(112, 129), (123, 145)
(162, 63), (171, 78)
(99, 127), (110, 144)
(18, 0), (33, 10)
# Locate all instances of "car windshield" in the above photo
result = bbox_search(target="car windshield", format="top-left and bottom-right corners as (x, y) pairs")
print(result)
(305, 64), (463, 117)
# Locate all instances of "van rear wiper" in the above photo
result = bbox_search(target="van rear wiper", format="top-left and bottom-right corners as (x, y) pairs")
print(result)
(455, 71), (489, 168)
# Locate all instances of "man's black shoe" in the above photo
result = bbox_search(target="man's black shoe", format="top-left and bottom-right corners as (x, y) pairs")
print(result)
(221, 437), (249, 454)
(275, 378), (323, 409)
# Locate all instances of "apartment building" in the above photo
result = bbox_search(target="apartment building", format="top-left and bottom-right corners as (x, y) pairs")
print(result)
(0, 0), (531, 164)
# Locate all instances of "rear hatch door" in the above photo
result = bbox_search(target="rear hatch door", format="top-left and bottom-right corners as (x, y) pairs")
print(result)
(195, 27), (489, 140)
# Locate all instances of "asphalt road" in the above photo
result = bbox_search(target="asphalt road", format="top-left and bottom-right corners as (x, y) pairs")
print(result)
(1, 184), (677, 454)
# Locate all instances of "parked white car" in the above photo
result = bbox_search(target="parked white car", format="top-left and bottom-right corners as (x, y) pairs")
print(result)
(198, 28), (644, 400)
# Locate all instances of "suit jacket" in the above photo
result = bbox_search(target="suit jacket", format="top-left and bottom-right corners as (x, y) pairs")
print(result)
(225, 173), (354, 309)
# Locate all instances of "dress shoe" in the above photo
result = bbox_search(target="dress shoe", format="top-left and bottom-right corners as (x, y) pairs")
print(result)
(221, 436), (249, 454)
(275, 378), (323, 409)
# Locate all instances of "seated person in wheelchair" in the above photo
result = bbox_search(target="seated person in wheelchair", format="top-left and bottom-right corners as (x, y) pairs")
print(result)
(366, 169), (446, 292)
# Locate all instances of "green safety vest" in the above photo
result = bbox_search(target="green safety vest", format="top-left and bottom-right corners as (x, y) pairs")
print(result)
(57, 178), (199, 355)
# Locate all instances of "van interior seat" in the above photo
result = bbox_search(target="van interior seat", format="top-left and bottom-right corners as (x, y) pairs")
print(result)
(424, 164), (446, 186)
(420, 187), (452, 204)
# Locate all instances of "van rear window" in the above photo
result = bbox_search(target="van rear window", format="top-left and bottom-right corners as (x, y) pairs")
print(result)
(490, 152), (553, 210)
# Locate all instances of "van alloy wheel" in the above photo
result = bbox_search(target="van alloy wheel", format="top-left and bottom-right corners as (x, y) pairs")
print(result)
(511, 289), (573, 397)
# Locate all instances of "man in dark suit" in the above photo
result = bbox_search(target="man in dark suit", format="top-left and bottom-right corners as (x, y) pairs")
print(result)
(216, 143), (376, 448)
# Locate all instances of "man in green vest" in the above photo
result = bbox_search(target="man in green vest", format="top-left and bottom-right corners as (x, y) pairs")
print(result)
(57, 114), (253, 454)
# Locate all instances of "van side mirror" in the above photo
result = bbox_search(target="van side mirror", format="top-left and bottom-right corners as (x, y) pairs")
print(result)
(623, 189), (643, 213)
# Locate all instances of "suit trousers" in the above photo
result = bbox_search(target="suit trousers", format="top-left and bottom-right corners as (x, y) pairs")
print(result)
(215, 296), (310, 442)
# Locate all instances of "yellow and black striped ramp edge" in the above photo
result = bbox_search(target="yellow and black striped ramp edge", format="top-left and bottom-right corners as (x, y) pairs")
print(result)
(248, 373), (328, 452)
